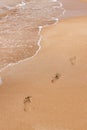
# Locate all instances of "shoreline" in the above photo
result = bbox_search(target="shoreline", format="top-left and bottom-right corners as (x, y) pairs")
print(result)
(0, 16), (87, 129)
(0, 0), (65, 72)
(0, 0), (87, 73)
(0, 2), (66, 73)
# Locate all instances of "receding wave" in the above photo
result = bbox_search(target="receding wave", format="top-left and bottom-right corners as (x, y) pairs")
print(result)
(0, 0), (65, 70)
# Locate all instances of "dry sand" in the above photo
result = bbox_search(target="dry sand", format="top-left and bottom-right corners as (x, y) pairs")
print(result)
(0, 16), (87, 130)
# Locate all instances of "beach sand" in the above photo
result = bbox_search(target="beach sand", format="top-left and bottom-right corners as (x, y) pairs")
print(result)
(82, 0), (87, 2)
(0, 16), (87, 130)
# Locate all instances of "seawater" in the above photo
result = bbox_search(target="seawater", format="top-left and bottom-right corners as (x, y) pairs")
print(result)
(0, 0), (65, 71)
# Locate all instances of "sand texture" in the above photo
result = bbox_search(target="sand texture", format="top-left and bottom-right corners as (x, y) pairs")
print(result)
(0, 17), (87, 130)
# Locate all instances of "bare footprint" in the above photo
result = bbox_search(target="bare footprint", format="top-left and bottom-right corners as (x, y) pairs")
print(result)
(23, 96), (32, 111)
(51, 73), (61, 83)
(69, 56), (76, 65)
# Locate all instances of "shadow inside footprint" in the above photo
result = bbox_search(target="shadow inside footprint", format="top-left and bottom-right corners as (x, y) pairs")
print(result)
(69, 56), (76, 65)
(51, 73), (61, 83)
(23, 96), (32, 111)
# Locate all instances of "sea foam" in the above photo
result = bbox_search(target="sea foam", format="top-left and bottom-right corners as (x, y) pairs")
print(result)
(0, 77), (2, 85)
(0, 0), (66, 72)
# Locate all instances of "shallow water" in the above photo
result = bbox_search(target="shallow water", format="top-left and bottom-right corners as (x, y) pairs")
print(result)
(0, 0), (87, 71)
(61, 0), (87, 18)
(0, 0), (64, 70)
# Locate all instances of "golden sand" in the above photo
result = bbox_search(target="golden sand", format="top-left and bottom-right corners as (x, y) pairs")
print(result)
(0, 16), (87, 130)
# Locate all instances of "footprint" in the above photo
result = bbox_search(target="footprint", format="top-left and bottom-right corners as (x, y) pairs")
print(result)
(69, 56), (76, 65)
(23, 96), (32, 111)
(51, 73), (61, 83)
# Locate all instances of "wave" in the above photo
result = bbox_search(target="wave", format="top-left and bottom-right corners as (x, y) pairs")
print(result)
(0, 0), (66, 73)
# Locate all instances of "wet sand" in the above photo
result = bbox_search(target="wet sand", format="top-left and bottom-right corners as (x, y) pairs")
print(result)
(0, 0), (64, 70)
(82, 0), (87, 2)
(0, 16), (87, 130)
(60, 0), (87, 19)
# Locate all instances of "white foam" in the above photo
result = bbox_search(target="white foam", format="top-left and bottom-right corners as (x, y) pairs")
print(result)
(0, 0), (66, 73)
(59, 2), (63, 7)
(53, 17), (59, 21)
(52, 0), (57, 2)
(38, 26), (43, 35)
(51, 17), (59, 24)
(16, 1), (26, 8)
(53, 1), (63, 9)
(62, 9), (66, 15)
(0, 77), (3, 85)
